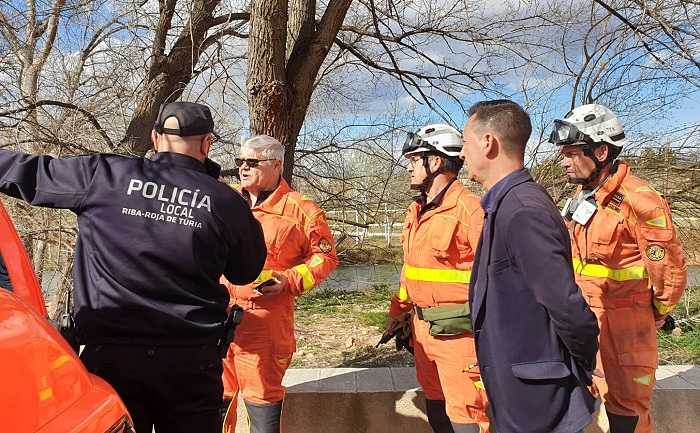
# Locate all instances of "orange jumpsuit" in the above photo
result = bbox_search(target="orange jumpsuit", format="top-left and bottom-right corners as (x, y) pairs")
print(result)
(389, 180), (490, 432)
(566, 161), (687, 433)
(221, 179), (338, 432)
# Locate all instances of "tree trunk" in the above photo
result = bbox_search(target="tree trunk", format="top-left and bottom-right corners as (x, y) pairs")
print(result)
(247, 0), (292, 155)
(121, 0), (224, 155)
(49, 259), (73, 321)
(248, 0), (353, 185)
(31, 238), (45, 288)
(287, 0), (316, 61)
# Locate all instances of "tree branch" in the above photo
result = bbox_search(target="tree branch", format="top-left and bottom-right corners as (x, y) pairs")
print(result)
(208, 12), (250, 27)
(0, 100), (114, 148)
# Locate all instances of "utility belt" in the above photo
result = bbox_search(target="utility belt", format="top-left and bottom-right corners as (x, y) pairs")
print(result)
(217, 305), (244, 358)
(413, 303), (472, 337)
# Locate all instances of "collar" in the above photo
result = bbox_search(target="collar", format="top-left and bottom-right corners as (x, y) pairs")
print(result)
(243, 178), (291, 213)
(412, 178), (465, 221)
(416, 178), (456, 214)
(480, 168), (530, 213)
(594, 161), (627, 205)
(151, 152), (206, 173)
(243, 189), (274, 208)
(571, 161), (628, 207)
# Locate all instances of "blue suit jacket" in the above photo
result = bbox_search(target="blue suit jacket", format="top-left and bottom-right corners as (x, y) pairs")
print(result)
(470, 169), (599, 433)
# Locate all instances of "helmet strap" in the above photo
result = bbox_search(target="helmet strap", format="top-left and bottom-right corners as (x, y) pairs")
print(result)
(413, 154), (439, 193)
(573, 145), (609, 186)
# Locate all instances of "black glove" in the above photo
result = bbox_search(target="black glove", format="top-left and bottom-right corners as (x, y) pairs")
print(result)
(376, 313), (413, 355)
(660, 315), (676, 333)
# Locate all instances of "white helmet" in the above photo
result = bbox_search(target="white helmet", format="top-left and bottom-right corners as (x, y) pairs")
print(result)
(549, 104), (626, 151)
(402, 124), (462, 158)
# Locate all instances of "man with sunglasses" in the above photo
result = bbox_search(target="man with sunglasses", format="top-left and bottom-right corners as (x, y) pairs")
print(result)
(386, 124), (490, 433)
(220, 135), (338, 433)
(0, 101), (267, 433)
(550, 104), (687, 433)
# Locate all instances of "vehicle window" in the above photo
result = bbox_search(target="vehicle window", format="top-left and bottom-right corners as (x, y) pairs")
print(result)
(0, 253), (12, 292)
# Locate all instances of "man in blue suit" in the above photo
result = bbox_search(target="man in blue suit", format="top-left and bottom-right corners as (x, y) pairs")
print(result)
(460, 100), (600, 433)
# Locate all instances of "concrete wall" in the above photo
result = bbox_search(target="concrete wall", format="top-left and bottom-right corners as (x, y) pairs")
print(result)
(231, 365), (700, 433)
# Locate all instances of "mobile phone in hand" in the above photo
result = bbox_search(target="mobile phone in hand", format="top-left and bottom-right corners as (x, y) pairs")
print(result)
(254, 279), (276, 291)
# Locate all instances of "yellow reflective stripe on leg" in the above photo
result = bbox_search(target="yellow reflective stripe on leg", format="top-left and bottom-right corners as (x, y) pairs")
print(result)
(403, 264), (471, 284)
(572, 258), (648, 282)
(633, 374), (652, 386)
(396, 286), (410, 302)
(293, 263), (316, 292)
(255, 270), (274, 283)
(653, 298), (674, 315)
(474, 380), (485, 390)
(309, 254), (325, 268)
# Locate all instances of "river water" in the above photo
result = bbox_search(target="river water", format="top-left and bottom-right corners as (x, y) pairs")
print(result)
(319, 264), (700, 291)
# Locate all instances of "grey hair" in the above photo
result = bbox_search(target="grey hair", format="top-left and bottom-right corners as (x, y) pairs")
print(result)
(241, 135), (285, 160)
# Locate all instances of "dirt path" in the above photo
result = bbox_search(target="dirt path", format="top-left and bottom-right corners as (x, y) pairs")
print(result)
(291, 287), (414, 368)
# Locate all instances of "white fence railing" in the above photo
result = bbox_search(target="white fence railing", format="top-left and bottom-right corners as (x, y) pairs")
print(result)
(325, 208), (700, 247)
(326, 208), (405, 246)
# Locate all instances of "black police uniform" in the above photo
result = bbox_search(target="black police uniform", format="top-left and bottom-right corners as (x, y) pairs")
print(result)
(0, 149), (266, 433)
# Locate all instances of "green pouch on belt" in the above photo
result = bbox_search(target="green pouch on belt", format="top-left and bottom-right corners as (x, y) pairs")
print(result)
(418, 303), (472, 336)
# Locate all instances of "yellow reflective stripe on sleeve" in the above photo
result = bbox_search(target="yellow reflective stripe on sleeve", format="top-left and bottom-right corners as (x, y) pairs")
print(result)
(633, 374), (653, 386)
(293, 264), (316, 292)
(39, 387), (53, 401)
(474, 380), (485, 390)
(572, 258), (648, 282)
(309, 254), (325, 268)
(255, 270), (274, 283)
(403, 264), (471, 284)
(653, 298), (674, 315)
(396, 286), (410, 302)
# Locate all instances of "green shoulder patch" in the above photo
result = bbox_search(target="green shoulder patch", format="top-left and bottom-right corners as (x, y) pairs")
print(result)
(645, 215), (667, 228)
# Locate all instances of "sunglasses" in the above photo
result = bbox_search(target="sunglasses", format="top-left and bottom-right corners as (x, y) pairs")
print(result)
(235, 158), (275, 168)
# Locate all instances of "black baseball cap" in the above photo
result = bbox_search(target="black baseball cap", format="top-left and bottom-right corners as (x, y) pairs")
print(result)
(154, 102), (215, 137)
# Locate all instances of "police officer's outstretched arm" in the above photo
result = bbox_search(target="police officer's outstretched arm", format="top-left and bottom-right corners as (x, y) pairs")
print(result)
(508, 207), (599, 370)
(222, 199), (266, 285)
(0, 150), (99, 211)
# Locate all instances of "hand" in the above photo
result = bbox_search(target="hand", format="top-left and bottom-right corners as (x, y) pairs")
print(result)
(253, 271), (288, 297)
(592, 368), (605, 379)
(385, 318), (399, 333)
(384, 313), (411, 333)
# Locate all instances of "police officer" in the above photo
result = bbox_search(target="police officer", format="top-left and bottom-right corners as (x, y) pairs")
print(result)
(0, 101), (267, 433)
(550, 104), (687, 433)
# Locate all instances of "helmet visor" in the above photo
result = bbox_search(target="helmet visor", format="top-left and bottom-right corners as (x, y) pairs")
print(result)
(402, 132), (434, 156)
(402, 132), (422, 155)
(548, 120), (593, 146)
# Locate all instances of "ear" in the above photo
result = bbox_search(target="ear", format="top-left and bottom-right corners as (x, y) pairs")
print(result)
(483, 132), (499, 158)
(151, 129), (160, 152)
(431, 154), (444, 171)
(594, 144), (609, 162)
(201, 134), (213, 157)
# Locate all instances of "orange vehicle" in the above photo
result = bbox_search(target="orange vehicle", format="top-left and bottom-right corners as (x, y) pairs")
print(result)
(0, 201), (133, 433)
